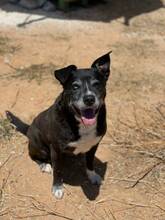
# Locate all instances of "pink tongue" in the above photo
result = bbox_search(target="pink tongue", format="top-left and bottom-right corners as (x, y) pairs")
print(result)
(81, 116), (96, 126)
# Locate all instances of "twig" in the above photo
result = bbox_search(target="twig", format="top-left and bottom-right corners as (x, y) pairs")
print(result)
(106, 130), (130, 145)
(17, 15), (32, 28)
(156, 105), (165, 120)
(17, 16), (46, 28)
(108, 176), (165, 196)
(17, 193), (40, 201)
(104, 208), (110, 220)
(144, 182), (165, 197)
(11, 213), (53, 219)
(86, 206), (101, 220)
(11, 89), (20, 108)
(31, 202), (74, 220)
(132, 103), (142, 132)
(0, 154), (12, 171)
(6, 63), (20, 71)
(114, 206), (141, 213)
(110, 198), (152, 208)
(0, 211), (8, 217)
(127, 161), (162, 188)
(0, 170), (13, 210)
(96, 197), (153, 208)
(118, 119), (135, 129)
(0, 169), (12, 202)
(108, 176), (149, 184)
(155, 204), (165, 212)
(144, 128), (162, 139)
(108, 208), (117, 220)
(16, 194), (74, 220)
(1, 169), (12, 190)
(133, 149), (165, 162)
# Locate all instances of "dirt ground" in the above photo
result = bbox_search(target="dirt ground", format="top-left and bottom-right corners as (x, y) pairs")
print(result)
(0, 1), (165, 219)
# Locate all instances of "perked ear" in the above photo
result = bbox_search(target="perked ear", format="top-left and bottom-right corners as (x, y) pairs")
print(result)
(54, 65), (77, 85)
(91, 51), (112, 80)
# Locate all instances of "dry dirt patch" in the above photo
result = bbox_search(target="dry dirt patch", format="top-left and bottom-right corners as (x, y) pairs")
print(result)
(0, 2), (165, 219)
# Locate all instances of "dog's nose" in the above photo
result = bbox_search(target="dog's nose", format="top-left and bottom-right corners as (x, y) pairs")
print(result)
(83, 95), (95, 106)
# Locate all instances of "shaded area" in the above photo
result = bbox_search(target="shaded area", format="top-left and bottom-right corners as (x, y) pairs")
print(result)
(62, 153), (107, 200)
(0, 0), (164, 25)
(107, 0), (164, 25)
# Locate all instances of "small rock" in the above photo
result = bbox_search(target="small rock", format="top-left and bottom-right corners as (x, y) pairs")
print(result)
(43, 1), (56, 12)
(4, 56), (11, 64)
(19, 0), (46, 10)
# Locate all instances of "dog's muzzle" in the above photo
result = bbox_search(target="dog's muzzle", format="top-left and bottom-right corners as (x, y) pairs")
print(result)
(83, 94), (95, 107)
(73, 105), (100, 126)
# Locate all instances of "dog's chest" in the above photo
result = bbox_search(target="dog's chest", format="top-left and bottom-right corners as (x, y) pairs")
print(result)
(68, 123), (102, 155)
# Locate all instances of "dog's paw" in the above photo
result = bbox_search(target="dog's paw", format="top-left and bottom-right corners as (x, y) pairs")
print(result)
(52, 184), (64, 199)
(86, 169), (102, 185)
(39, 163), (52, 174)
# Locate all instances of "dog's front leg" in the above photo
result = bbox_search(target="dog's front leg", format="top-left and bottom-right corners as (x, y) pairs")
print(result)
(50, 145), (63, 199)
(86, 144), (102, 185)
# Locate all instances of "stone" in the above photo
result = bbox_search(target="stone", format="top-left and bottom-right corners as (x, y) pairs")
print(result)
(42, 1), (56, 11)
(19, 0), (47, 10)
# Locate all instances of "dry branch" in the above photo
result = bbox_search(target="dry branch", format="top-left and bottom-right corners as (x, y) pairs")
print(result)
(108, 176), (149, 184)
(11, 213), (54, 219)
(156, 104), (165, 120)
(10, 89), (20, 108)
(16, 194), (74, 220)
(133, 149), (165, 162)
(108, 208), (117, 220)
(127, 161), (162, 188)
(0, 210), (9, 217)
(0, 154), (12, 171)
(96, 196), (153, 209)
(155, 204), (165, 213)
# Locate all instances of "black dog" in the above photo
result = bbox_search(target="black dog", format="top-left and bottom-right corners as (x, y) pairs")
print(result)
(6, 52), (111, 199)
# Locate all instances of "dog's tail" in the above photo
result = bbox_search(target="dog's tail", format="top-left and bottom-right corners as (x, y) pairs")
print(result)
(6, 111), (29, 136)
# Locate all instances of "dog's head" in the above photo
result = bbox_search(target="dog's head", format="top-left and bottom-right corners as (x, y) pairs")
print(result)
(54, 52), (111, 126)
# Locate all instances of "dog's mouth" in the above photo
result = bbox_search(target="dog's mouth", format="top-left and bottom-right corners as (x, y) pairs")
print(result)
(73, 106), (99, 126)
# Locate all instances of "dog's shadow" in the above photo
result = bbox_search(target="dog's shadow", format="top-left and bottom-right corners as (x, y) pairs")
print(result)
(61, 154), (107, 200)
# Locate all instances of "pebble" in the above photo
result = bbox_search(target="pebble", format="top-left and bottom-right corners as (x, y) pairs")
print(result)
(19, 0), (47, 10)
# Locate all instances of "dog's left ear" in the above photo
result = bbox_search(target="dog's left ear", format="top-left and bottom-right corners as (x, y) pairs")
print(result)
(91, 51), (112, 80)
(54, 65), (77, 85)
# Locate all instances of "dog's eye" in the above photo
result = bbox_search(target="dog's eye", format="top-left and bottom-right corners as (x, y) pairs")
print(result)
(92, 81), (100, 87)
(72, 83), (80, 90)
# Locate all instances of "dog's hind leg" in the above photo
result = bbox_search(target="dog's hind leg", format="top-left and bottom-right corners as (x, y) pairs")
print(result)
(28, 142), (52, 174)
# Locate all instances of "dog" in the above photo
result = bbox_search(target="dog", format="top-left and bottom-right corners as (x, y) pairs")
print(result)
(6, 51), (111, 199)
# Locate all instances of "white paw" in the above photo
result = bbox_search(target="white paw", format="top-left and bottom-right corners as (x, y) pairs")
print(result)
(52, 185), (64, 199)
(86, 169), (102, 185)
(39, 163), (52, 174)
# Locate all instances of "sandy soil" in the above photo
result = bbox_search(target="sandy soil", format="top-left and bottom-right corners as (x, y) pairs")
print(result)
(0, 1), (165, 219)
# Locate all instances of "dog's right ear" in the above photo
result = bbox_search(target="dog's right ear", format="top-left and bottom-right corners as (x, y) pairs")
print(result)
(54, 65), (77, 85)
(91, 51), (112, 80)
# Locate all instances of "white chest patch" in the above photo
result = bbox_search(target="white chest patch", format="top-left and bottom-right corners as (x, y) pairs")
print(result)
(68, 123), (102, 155)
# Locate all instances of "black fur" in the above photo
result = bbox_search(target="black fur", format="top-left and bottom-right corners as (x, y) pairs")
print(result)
(6, 111), (29, 135)
(6, 52), (111, 199)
